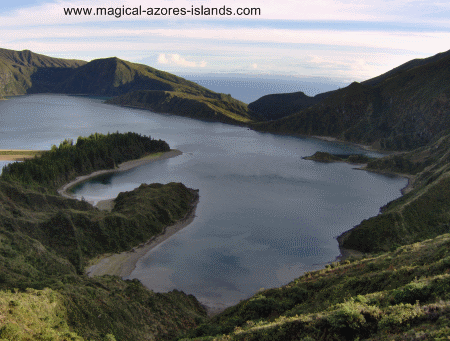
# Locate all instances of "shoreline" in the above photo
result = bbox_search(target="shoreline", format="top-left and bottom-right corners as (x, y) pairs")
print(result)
(57, 149), (183, 200)
(86, 194), (199, 278)
(334, 168), (414, 262)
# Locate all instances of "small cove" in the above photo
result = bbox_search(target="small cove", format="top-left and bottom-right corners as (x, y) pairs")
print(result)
(0, 94), (408, 311)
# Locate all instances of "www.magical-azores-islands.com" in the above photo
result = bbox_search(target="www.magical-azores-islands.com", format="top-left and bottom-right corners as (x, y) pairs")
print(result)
(64, 5), (261, 18)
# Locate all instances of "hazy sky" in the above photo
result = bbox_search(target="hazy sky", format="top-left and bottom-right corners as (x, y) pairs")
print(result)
(1, 0), (449, 83)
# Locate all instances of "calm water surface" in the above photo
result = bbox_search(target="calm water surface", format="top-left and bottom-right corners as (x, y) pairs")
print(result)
(0, 95), (407, 309)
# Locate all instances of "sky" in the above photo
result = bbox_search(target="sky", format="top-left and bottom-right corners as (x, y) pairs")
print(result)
(1, 0), (449, 83)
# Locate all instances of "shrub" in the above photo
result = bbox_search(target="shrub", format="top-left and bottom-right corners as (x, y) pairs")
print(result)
(378, 303), (425, 330)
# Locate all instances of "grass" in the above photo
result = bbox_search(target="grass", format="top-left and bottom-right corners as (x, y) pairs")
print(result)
(107, 90), (256, 124)
(0, 150), (45, 161)
(0, 288), (84, 341)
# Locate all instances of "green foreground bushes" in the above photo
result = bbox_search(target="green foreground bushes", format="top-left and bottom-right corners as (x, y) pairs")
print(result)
(180, 234), (450, 340)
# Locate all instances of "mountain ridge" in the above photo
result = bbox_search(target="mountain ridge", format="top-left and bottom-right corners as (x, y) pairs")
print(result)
(0, 48), (257, 124)
(252, 49), (450, 150)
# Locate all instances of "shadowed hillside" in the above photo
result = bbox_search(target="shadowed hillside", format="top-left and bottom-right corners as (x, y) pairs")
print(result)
(0, 48), (86, 96)
(253, 49), (450, 151)
(248, 90), (331, 121)
(54, 57), (221, 97)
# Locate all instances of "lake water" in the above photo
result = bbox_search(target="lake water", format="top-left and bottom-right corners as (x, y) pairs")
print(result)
(0, 94), (407, 310)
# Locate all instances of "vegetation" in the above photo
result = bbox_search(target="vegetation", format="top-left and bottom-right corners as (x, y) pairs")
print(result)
(303, 151), (374, 164)
(339, 133), (450, 253)
(179, 233), (450, 341)
(252, 49), (450, 151)
(54, 57), (221, 98)
(0, 149), (44, 161)
(1, 131), (169, 190)
(0, 48), (86, 96)
(3, 48), (450, 340)
(0, 48), (258, 124)
(107, 90), (256, 124)
(0, 134), (206, 340)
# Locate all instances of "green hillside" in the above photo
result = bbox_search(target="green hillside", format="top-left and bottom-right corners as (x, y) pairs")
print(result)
(339, 133), (450, 253)
(0, 48), (256, 123)
(108, 90), (255, 124)
(253, 50), (450, 151)
(0, 134), (206, 340)
(0, 48), (86, 96)
(54, 57), (220, 97)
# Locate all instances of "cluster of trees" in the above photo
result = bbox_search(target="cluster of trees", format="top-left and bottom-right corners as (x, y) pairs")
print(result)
(1, 132), (170, 189)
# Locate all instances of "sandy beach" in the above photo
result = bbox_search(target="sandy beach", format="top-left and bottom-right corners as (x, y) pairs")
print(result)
(57, 149), (182, 199)
(86, 195), (199, 278)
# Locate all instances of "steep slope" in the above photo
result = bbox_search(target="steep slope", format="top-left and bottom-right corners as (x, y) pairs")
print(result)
(55, 57), (218, 97)
(253, 50), (450, 150)
(248, 90), (331, 121)
(0, 48), (86, 96)
(363, 49), (450, 86)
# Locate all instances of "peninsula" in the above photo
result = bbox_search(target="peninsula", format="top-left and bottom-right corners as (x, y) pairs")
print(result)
(0, 132), (206, 341)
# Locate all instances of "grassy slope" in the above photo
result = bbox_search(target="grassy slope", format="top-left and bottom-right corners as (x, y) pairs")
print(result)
(55, 57), (216, 97)
(0, 48), (86, 97)
(253, 51), (450, 151)
(180, 234), (450, 341)
(107, 90), (255, 124)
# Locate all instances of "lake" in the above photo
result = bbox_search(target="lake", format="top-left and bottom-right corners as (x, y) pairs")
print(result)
(0, 94), (407, 311)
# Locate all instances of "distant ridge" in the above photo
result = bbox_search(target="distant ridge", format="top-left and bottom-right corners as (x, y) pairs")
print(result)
(0, 48), (257, 124)
(248, 90), (331, 121)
